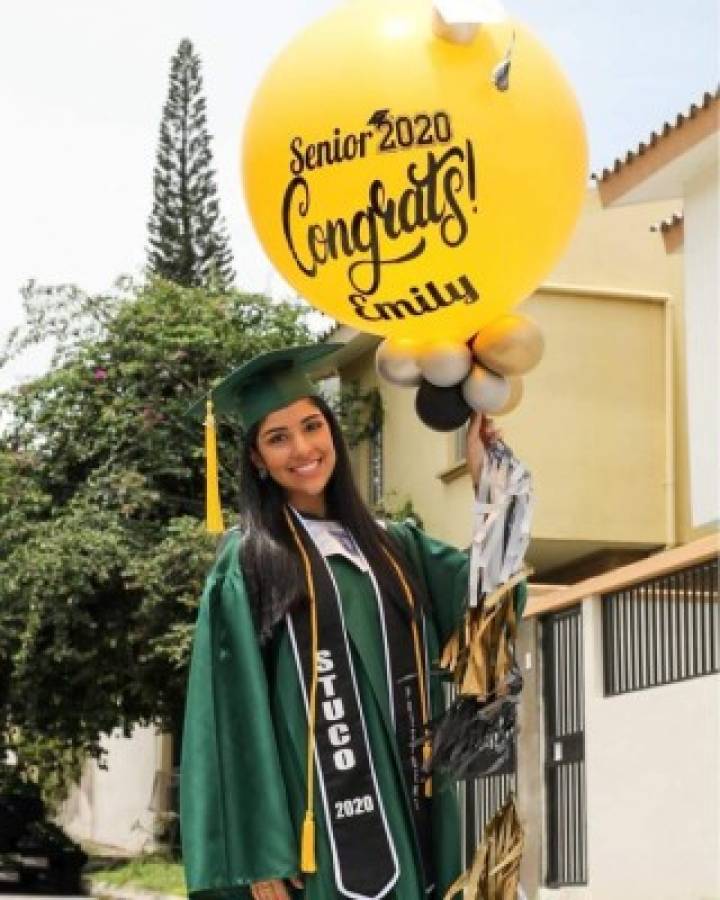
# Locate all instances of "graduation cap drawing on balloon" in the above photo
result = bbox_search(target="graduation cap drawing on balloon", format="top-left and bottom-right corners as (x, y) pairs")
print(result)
(187, 344), (343, 534)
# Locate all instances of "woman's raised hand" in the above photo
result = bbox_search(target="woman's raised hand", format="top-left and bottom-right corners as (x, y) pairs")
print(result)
(251, 878), (303, 899)
(465, 412), (500, 492)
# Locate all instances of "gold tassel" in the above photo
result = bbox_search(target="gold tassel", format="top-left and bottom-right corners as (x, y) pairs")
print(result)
(204, 400), (225, 534)
(300, 811), (317, 873)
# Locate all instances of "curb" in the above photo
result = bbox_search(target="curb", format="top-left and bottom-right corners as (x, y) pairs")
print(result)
(90, 880), (186, 900)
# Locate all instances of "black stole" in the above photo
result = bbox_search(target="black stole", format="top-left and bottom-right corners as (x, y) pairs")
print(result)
(286, 514), (434, 899)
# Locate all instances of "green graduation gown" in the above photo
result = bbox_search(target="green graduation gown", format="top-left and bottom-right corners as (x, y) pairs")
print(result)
(180, 521), (475, 900)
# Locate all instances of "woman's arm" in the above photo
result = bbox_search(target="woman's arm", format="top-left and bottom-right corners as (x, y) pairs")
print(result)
(250, 878), (302, 899)
(465, 412), (500, 491)
(181, 534), (299, 898)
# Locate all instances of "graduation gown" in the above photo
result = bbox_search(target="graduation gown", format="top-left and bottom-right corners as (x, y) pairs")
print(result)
(180, 521), (474, 900)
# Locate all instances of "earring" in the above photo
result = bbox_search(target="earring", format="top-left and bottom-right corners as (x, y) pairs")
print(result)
(258, 466), (268, 481)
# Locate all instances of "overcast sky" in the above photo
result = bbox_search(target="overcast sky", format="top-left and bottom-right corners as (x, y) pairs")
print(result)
(1, 0), (718, 386)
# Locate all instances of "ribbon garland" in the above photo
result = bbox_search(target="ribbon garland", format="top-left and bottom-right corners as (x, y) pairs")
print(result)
(428, 439), (533, 898)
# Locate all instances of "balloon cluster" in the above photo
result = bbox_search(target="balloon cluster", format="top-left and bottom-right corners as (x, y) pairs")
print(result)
(375, 313), (543, 431)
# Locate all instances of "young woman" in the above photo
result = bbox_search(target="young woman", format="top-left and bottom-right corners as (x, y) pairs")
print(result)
(180, 346), (492, 900)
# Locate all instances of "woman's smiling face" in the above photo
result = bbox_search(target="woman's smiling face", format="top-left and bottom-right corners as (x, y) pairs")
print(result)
(252, 397), (337, 516)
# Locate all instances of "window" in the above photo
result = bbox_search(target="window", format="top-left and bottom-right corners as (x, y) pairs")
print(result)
(368, 425), (383, 507)
(453, 421), (469, 464)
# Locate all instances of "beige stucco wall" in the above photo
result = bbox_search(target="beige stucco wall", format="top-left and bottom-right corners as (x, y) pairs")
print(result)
(343, 198), (678, 563)
(549, 190), (682, 297)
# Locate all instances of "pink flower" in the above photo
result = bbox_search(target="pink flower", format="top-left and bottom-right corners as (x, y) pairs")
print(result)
(93, 368), (108, 381)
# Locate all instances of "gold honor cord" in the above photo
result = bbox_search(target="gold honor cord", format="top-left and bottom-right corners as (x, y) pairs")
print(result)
(381, 548), (433, 799)
(283, 508), (319, 874)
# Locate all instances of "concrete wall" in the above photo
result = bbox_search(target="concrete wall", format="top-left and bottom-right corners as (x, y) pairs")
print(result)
(516, 617), (544, 899)
(683, 162), (720, 531)
(533, 597), (720, 900)
(60, 725), (165, 854)
(517, 594), (720, 900)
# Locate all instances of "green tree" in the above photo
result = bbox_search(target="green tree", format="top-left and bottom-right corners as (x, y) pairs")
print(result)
(147, 39), (235, 290)
(0, 278), (311, 796)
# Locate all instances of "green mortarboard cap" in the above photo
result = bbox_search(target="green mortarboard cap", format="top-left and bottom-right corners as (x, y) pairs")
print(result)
(188, 344), (343, 432)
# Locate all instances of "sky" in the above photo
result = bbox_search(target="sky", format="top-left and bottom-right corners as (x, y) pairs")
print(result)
(1, 0), (718, 387)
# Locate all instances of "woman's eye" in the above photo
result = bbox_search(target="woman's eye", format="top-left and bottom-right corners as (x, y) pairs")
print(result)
(306, 419), (322, 432)
(267, 433), (286, 445)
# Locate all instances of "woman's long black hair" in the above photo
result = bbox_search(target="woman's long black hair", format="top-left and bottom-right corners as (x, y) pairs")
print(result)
(237, 394), (428, 642)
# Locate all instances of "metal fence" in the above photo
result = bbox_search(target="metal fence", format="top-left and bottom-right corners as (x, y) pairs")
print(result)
(542, 605), (587, 886)
(458, 771), (517, 870)
(602, 558), (720, 696)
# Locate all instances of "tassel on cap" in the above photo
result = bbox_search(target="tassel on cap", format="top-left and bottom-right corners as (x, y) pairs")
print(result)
(204, 399), (225, 534)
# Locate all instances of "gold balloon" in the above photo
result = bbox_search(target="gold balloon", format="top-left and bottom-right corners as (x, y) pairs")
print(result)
(493, 375), (524, 416)
(419, 341), (472, 387)
(375, 337), (423, 386)
(461, 364), (510, 413)
(472, 314), (544, 375)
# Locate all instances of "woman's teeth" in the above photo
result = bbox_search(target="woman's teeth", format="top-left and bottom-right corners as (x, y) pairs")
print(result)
(293, 460), (321, 474)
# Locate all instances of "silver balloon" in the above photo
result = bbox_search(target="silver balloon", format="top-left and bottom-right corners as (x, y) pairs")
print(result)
(375, 339), (423, 387)
(472, 314), (544, 375)
(419, 342), (472, 388)
(494, 375), (524, 416)
(461, 364), (511, 413)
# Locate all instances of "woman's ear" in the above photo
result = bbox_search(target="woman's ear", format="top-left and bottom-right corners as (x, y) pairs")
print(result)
(250, 448), (269, 480)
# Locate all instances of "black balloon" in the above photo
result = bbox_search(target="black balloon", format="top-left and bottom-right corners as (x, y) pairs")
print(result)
(415, 379), (472, 432)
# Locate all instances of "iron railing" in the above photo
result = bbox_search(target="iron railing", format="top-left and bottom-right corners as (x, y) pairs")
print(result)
(602, 558), (719, 695)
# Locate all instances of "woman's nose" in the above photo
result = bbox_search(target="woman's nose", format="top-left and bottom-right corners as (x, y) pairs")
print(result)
(291, 432), (312, 456)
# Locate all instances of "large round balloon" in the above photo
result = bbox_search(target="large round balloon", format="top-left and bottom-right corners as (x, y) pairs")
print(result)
(243, 0), (587, 341)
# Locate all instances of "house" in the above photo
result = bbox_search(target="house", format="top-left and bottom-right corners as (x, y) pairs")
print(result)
(326, 93), (719, 899)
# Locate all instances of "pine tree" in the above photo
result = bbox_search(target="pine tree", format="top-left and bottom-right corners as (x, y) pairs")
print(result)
(147, 39), (235, 290)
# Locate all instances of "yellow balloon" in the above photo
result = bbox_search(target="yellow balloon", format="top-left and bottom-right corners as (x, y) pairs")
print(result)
(242, 0), (587, 341)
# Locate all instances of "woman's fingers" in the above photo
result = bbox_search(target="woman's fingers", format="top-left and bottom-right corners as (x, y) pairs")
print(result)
(479, 414), (500, 445)
(250, 880), (291, 900)
(466, 413), (502, 489)
(466, 411), (486, 490)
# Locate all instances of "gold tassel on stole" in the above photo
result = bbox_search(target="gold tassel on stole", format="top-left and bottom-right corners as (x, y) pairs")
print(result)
(283, 509), (318, 874)
(204, 400), (225, 534)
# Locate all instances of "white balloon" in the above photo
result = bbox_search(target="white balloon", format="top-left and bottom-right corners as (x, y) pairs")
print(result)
(375, 339), (423, 387)
(494, 375), (524, 416)
(461, 364), (511, 412)
(419, 342), (472, 387)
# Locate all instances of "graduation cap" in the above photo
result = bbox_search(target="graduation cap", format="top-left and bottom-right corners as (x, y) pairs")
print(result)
(189, 344), (343, 534)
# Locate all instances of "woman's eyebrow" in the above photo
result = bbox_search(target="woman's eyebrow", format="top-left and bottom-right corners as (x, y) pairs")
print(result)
(261, 414), (321, 438)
